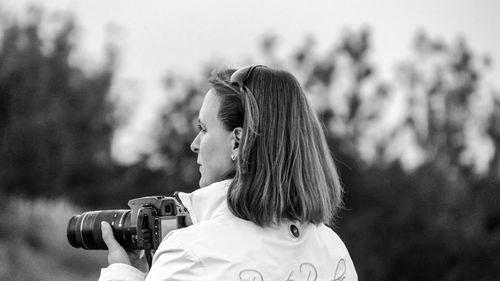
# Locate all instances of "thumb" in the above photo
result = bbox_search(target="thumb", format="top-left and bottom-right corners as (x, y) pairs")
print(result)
(101, 221), (130, 265)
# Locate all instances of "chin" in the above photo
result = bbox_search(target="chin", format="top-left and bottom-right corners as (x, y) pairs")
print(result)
(198, 176), (211, 188)
(199, 179), (207, 188)
(199, 174), (223, 188)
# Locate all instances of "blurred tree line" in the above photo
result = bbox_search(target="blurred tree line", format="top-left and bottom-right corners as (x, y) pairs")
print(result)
(1, 7), (499, 281)
(0, 7), (193, 209)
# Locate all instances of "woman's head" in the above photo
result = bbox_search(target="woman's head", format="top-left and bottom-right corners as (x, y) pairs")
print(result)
(190, 86), (238, 188)
(193, 66), (343, 226)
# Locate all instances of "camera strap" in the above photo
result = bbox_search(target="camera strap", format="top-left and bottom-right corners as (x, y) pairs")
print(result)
(145, 249), (153, 268)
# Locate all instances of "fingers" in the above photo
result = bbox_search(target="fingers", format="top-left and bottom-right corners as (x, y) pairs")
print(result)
(101, 222), (120, 251)
(128, 250), (149, 272)
(101, 222), (131, 265)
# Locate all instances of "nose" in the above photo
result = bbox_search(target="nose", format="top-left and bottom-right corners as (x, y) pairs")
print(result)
(190, 133), (200, 153)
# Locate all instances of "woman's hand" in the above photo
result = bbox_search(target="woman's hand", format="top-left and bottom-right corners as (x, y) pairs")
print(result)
(101, 222), (149, 272)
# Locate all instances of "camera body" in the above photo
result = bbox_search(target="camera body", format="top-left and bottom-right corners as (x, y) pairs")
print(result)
(128, 196), (189, 250)
(67, 195), (189, 251)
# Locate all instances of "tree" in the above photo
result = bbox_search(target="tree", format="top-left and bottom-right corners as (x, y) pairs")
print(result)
(0, 7), (116, 203)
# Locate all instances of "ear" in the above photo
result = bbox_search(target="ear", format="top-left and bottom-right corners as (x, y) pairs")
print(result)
(231, 127), (242, 151)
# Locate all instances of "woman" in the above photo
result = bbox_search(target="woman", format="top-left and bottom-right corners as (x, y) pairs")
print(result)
(99, 65), (357, 281)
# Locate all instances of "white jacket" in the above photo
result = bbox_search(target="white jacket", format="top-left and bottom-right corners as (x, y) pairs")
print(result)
(99, 180), (357, 281)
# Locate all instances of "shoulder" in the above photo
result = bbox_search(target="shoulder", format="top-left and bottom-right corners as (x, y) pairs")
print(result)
(316, 224), (358, 281)
(163, 213), (257, 247)
(152, 214), (263, 279)
(315, 224), (352, 255)
(147, 218), (233, 280)
(319, 224), (348, 244)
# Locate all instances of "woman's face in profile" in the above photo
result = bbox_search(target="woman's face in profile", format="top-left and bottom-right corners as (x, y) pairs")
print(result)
(190, 89), (234, 187)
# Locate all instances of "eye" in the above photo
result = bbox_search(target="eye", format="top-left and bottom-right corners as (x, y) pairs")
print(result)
(197, 124), (207, 134)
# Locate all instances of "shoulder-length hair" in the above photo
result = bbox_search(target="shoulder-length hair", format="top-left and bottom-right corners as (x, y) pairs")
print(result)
(208, 66), (343, 227)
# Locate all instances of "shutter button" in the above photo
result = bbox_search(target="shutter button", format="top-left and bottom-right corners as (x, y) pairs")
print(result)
(290, 224), (300, 238)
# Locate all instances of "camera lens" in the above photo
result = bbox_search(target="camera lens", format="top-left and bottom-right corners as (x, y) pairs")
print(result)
(67, 210), (137, 250)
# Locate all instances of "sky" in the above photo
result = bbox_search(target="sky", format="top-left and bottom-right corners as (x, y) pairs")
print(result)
(3, 0), (500, 164)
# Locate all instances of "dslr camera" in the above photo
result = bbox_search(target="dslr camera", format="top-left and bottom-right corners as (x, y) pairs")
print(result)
(67, 196), (189, 251)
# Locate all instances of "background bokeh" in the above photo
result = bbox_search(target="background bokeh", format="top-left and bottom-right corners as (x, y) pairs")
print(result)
(1, 1), (499, 280)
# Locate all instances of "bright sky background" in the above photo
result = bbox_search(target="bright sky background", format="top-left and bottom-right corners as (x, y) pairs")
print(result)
(4, 0), (500, 164)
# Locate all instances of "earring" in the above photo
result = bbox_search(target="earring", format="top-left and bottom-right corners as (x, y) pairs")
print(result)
(231, 153), (236, 161)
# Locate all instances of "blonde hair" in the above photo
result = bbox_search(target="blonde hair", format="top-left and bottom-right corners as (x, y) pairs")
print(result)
(209, 67), (343, 227)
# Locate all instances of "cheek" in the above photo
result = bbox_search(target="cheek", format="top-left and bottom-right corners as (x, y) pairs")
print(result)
(199, 134), (232, 170)
(199, 134), (216, 159)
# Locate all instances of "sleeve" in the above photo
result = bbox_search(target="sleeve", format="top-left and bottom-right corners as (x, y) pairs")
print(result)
(98, 263), (147, 281)
(144, 239), (204, 281)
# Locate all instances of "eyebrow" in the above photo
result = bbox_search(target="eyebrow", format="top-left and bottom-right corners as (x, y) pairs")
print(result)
(197, 119), (206, 127)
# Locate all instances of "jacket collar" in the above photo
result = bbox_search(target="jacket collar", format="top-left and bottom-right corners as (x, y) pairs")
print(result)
(177, 179), (232, 224)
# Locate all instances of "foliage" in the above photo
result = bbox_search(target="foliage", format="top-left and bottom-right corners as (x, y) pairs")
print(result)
(0, 7), (113, 202)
